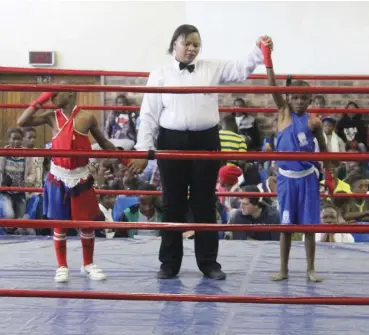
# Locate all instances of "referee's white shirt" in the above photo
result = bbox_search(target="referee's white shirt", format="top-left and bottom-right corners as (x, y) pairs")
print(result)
(135, 45), (264, 151)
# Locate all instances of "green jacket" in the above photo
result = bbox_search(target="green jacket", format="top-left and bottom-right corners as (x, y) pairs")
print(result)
(120, 204), (162, 238)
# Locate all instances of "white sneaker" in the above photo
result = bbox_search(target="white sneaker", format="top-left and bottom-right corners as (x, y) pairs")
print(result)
(55, 267), (69, 283)
(81, 263), (107, 281)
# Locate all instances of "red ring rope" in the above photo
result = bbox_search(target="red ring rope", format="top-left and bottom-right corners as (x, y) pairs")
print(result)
(1, 84), (369, 94)
(0, 219), (368, 233)
(2, 186), (369, 199)
(1, 104), (368, 115)
(2, 66), (369, 81)
(2, 68), (367, 309)
(0, 289), (365, 304)
(0, 149), (366, 161)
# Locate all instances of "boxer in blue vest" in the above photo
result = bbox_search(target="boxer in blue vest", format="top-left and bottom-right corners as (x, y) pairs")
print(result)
(260, 39), (336, 282)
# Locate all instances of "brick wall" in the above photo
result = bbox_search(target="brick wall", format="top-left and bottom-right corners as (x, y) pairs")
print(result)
(104, 77), (369, 138)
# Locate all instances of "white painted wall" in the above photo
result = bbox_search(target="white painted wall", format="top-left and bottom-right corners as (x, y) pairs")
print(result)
(186, 1), (369, 74)
(0, 0), (184, 71)
(1, 1), (369, 74)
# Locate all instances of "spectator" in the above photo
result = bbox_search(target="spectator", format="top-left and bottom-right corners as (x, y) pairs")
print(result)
(22, 127), (37, 149)
(309, 94), (326, 118)
(22, 128), (44, 209)
(219, 114), (247, 167)
(304, 203), (354, 243)
(336, 101), (367, 152)
(233, 98), (262, 150)
(343, 174), (369, 223)
(216, 165), (243, 206)
(239, 161), (262, 187)
(336, 143), (369, 181)
(262, 116), (278, 152)
(331, 190), (369, 243)
(0, 128), (31, 219)
(116, 184), (162, 238)
(312, 95), (326, 108)
(0, 188), (14, 235)
(21, 131), (47, 235)
(104, 94), (137, 148)
(261, 116), (278, 181)
(42, 158), (51, 186)
(331, 191), (350, 223)
(98, 185), (116, 238)
(228, 185), (280, 241)
(321, 116), (345, 152)
(0, 175), (15, 220)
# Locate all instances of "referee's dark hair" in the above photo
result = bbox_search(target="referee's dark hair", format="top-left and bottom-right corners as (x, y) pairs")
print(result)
(168, 24), (200, 54)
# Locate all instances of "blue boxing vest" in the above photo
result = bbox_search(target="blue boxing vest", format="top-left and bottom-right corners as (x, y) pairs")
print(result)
(276, 112), (317, 172)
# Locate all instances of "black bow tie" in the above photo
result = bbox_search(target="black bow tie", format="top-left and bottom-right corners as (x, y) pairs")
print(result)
(179, 62), (195, 73)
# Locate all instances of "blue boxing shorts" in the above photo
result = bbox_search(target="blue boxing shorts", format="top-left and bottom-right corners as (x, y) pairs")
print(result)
(43, 173), (101, 221)
(277, 170), (320, 225)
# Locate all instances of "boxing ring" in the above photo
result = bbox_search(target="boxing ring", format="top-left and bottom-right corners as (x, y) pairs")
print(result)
(1, 67), (369, 334)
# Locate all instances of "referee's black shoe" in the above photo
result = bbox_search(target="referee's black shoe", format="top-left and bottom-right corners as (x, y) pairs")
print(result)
(203, 269), (226, 280)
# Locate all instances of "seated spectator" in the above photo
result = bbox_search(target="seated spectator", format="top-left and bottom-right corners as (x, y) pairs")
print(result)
(22, 126), (37, 149)
(112, 195), (139, 222)
(336, 101), (367, 152)
(336, 143), (369, 181)
(331, 191), (350, 223)
(0, 174), (15, 227)
(342, 174), (369, 223)
(216, 165), (243, 207)
(0, 128), (31, 220)
(115, 184), (162, 238)
(333, 188), (369, 243)
(304, 203), (354, 243)
(309, 94), (326, 118)
(261, 116), (278, 181)
(22, 127), (45, 231)
(321, 116), (345, 152)
(42, 158), (51, 186)
(104, 94), (137, 146)
(219, 115), (247, 167)
(312, 94), (326, 108)
(228, 185), (280, 241)
(239, 162), (262, 187)
(262, 116), (277, 152)
(98, 185), (116, 238)
(233, 98), (261, 151)
(91, 159), (121, 189)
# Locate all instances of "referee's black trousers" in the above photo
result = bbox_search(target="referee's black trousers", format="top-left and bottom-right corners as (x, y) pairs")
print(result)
(157, 125), (222, 276)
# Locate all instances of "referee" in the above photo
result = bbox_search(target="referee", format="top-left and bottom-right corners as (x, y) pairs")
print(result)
(129, 24), (273, 280)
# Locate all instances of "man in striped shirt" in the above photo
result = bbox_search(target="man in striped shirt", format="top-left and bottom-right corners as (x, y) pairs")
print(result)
(219, 115), (247, 166)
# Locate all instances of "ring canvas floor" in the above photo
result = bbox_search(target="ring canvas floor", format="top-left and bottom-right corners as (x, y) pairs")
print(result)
(0, 236), (368, 335)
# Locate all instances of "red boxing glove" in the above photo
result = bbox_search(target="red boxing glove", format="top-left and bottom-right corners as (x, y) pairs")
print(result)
(260, 39), (273, 68)
(325, 169), (336, 194)
(30, 92), (54, 108)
